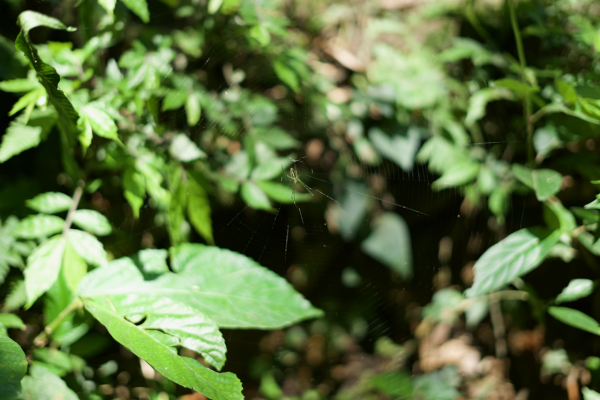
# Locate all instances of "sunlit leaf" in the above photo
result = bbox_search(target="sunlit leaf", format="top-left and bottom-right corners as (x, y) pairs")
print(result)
(369, 127), (420, 172)
(82, 296), (242, 399)
(14, 214), (65, 239)
(24, 236), (66, 308)
(257, 181), (312, 204)
(25, 192), (72, 214)
(67, 229), (106, 267)
(120, 0), (150, 22)
(0, 122), (42, 163)
(72, 210), (112, 236)
(186, 92), (201, 126)
(556, 279), (595, 304)
(78, 244), (324, 329)
(0, 313), (25, 329)
(513, 165), (562, 201)
(170, 134), (206, 162)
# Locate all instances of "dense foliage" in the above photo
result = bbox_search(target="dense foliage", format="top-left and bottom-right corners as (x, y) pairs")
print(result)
(4, 0), (600, 399)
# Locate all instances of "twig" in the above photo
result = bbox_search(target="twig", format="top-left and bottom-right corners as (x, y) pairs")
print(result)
(62, 181), (85, 237)
(489, 293), (507, 358)
(33, 298), (83, 347)
(508, 0), (534, 164)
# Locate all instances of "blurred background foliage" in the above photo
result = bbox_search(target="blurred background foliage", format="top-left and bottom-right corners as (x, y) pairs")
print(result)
(4, 0), (600, 398)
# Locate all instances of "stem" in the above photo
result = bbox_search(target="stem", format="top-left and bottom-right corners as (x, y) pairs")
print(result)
(508, 0), (534, 164)
(489, 293), (507, 358)
(34, 298), (83, 347)
(62, 182), (85, 237)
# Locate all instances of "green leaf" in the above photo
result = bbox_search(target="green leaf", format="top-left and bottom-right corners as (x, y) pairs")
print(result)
(14, 214), (65, 239)
(15, 12), (79, 160)
(465, 87), (515, 126)
(208, 0), (223, 14)
(187, 175), (214, 245)
(0, 334), (27, 400)
(138, 249), (169, 275)
(555, 79), (577, 103)
(466, 228), (561, 297)
(123, 167), (146, 219)
(0, 122), (42, 163)
(120, 0), (150, 22)
(3, 280), (27, 312)
(32, 348), (72, 377)
(170, 134), (206, 162)
(0, 78), (41, 93)
(26, 192), (72, 214)
(583, 387), (600, 400)
(512, 165), (562, 201)
(556, 279), (595, 304)
(432, 161), (479, 191)
(162, 89), (187, 111)
(87, 292), (226, 369)
(370, 371), (413, 398)
(67, 229), (106, 267)
(361, 213), (412, 280)
(19, 365), (78, 400)
(78, 244), (323, 329)
(168, 174), (188, 247)
(83, 297), (242, 399)
(0, 313), (25, 329)
(24, 236), (66, 308)
(186, 92), (202, 126)
(241, 182), (275, 212)
(544, 199), (576, 232)
(251, 158), (292, 181)
(249, 25), (271, 47)
(8, 87), (44, 117)
(72, 210), (112, 236)
(98, 0), (117, 20)
(260, 373), (283, 400)
(251, 127), (299, 149)
(61, 242), (88, 293)
(549, 306), (600, 335)
(494, 78), (539, 96)
(257, 181), (312, 204)
(273, 59), (298, 91)
(369, 127), (420, 172)
(79, 104), (119, 141)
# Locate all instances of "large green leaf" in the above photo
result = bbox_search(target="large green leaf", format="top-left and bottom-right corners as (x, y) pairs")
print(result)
(549, 306), (600, 335)
(369, 127), (420, 172)
(79, 244), (323, 328)
(15, 12), (78, 172)
(83, 297), (242, 399)
(85, 293), (226, 369)
(13, 214), (65, 239)
(0, 334), (27, 400)
(361, 213), (412, 280)
(257, 181), (312, 204)
(24, 236), (66, 308)
(19, 365), (78, 400)
(170, 134), (206, 162)
(466, 228), (561, 297)
(120, 0), (150, 22)
(25, 192), (72, 214)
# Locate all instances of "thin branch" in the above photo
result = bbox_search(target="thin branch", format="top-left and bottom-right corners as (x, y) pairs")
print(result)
(508, 0), (534, 164)
(33, 298), (83, 347)
(489, 293), (507, 359)
(62, 181), (85, 237)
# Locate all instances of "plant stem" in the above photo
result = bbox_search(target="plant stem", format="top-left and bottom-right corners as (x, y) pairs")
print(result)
(62, 181), (85, 237)
(33, 297), (83, 347)
(489, 293), (507, 358)
(508, 0), (534, 164)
